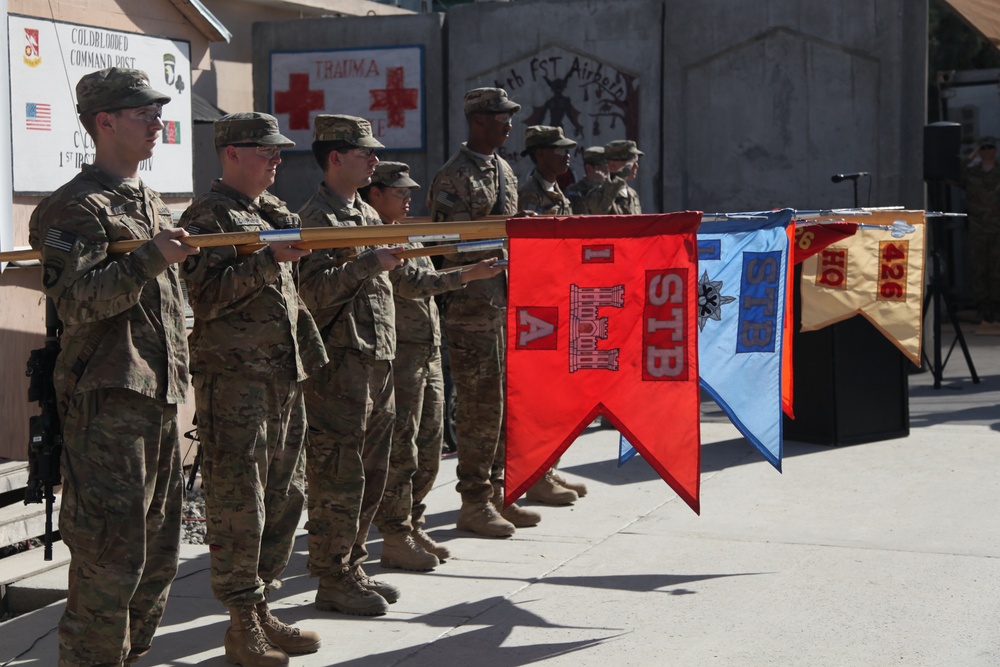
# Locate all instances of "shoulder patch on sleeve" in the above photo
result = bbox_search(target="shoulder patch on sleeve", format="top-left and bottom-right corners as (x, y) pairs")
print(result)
(42, 258), (65, 288)
(434, 190), (459, 213)
(43, 227), (78, 253)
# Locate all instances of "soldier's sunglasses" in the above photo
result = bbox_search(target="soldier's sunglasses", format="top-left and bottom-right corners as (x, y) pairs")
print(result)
(230, 144), (283, 159)
(102, 104), (163, 123)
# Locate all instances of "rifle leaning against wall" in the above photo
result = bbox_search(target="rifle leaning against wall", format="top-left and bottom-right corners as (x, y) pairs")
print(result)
(23, 297), (62, 561)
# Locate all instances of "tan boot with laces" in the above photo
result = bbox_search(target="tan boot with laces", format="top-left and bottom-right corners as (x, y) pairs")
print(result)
(255, 600), (321, 655)
(456, 500), (516, 537)
(493, 485), (541, 527)
(381, 532), (439, 571)
(224, 604), (289, 666)
(352, 564), (401, 603)
(550, 471), (588, 497)
(316, 566), (389, 616)
(525, 471), (579, 505)
(412, 526), (451, 560)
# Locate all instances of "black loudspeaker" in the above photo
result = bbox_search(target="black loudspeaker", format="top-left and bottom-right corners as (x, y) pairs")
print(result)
(784, 268), (910, 446)
(924, 121), (961, 183)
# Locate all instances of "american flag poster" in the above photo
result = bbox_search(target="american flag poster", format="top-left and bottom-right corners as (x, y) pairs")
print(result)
(25, 102), (51, 131)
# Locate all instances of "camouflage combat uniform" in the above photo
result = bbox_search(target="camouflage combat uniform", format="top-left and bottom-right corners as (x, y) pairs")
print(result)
(582, 175), (642, 215)
(518, 170), (573, 216)
(29, 164), (188, 667)
(564, 177), (602, 214)
(180, 180), (327, 607)
(428, 144), (518, 503)
(375, 247), (466, 535)
(961, 162), (1000, 321)
(298, 184), (396, 575)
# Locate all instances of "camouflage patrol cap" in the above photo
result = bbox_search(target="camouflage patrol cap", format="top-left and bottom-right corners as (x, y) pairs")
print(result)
(604, 139), (644, 161)
(979, 136), (998, 148)
(76, 68), (171, 115)
(313, 114), (385, 148)
(214, 112), (294, 148)
(582, 146), (606, 165)
(371, 161), (420, 189)
(463, 87), (521, 116)
(522, 125), (577, 156)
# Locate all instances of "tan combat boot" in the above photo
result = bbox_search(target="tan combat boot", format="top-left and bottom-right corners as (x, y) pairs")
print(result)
(456, 500), (516, 537)
(493, 485), (541, 527)
(412, 526), (451, 560)
(316, 566), (389, 616)
(381, 532), (439, 571)
(352, 564), (401, 603)
(550, 471), (588, 497)
(224, 604), (289, 666)
(256, 601), (321, 655)
(525, 471), (579, 505)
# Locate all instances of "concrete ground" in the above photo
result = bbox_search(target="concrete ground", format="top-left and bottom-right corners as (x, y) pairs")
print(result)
(1, 328), (998, 666)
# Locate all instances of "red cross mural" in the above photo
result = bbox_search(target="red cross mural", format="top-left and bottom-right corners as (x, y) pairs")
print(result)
(274, 73), (325, 131)
(369, 67), (418, 128)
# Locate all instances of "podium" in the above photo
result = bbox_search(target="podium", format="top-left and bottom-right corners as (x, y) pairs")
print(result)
(784, 278), (910, 446)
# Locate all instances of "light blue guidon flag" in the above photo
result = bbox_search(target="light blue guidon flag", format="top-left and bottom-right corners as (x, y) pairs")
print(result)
(620, 209), (792, 471)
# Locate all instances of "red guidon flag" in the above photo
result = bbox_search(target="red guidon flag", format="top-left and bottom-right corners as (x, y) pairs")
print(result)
(505, 213), (702, 513)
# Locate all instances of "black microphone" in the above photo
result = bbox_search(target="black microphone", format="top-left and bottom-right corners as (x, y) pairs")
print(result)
(831, 172), (870, 183)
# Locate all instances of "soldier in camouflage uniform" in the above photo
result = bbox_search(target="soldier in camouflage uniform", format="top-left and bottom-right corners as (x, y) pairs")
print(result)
(297, 115), (405, 616)
(360, 162), (505, 571)
(516, 127), (592, 506)
(960, 136), (1000, 333)
(517, 125), (576, 217)
(428, 87), (541, 537)
(179, 113), (327, 666)
(582, 139), (644, 215)
(564, 146), (609, 214)
(27, 68), (199, 667)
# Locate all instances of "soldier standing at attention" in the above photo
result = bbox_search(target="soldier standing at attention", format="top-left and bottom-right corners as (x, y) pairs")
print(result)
(361, 161), (505, 570)
(297, 115), (404, 616)
(564, 146), (609, 214)
(583, 139), (644, 215)
(517, 125), (577, 217)
(179, 112), (327, 666)
(28, 67), (199, 666)
(516, 126), (591, 506)
(427, 87), (541, 537)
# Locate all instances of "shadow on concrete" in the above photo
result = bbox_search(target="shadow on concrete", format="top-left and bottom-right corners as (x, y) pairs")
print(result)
(337, 623), (621, 667)
(150, 534), (761, 667)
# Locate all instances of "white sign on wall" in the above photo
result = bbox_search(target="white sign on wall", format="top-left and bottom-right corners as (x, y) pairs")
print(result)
(270, 46), (425, 151)
(7, 15), (193, 195)
(1, 0), (13, 255)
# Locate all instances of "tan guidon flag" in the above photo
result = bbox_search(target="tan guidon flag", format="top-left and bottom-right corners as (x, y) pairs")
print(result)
(800, 210), (925, 364)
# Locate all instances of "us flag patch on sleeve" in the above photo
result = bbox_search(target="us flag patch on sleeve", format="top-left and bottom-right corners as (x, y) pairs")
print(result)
(43, 227), (77, 253)
(434, 190), (458, 213)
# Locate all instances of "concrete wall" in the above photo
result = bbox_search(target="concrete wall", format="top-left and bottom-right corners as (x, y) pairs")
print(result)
(663, 0), (927, 213)
(446, 0), (664, 211)
(252, 0), (926, 215)
(252, 13), (446, 213)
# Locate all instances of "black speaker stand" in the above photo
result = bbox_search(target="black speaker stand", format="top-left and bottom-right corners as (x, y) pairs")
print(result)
(922, 212), (979, 389)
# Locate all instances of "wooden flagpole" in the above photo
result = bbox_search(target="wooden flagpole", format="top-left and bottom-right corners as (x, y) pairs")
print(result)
(0, 218), (512, 263)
